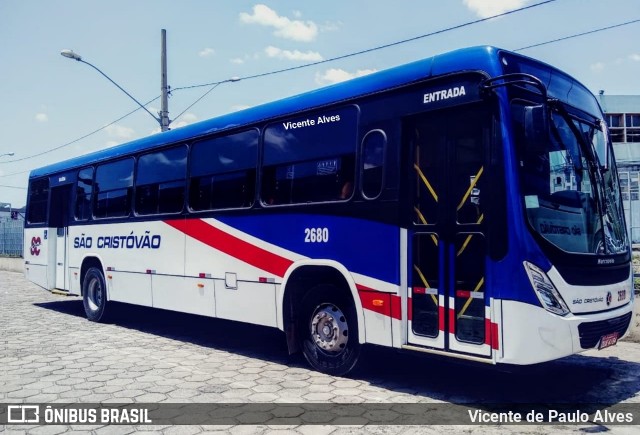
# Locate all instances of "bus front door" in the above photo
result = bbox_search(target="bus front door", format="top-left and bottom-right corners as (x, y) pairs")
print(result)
(405, 104), (493, 358)
(50, 184), (72, 291)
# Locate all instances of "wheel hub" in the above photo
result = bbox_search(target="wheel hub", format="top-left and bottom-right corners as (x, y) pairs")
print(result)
(310, 304), (349, 353)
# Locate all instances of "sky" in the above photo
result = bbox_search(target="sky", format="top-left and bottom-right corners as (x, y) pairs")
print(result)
(0, 0), (639, 208)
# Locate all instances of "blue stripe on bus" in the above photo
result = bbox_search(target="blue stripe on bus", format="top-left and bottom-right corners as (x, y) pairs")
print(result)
(218, 214), (400, 285)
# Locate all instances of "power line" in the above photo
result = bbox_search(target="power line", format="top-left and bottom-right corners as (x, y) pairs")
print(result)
(0, 96), (160, 165)
(0, 170), (30, 179)
(173, 0), (559, 93)
(172, 82), (222, 123)
(6, 0), (638, 169)
(4, 0), (558, 167)
(0, 184), (27, 190)
(515, 18), (640, 51)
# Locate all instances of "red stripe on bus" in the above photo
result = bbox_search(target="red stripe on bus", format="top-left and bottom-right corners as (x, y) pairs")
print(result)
(456, 290), (470, 298)
(358, 291), (389, 317)
(485, 318), (491, 347)
(164, 219), (293, 277)
(357, 291), (403, 321)
(448, 308), (456, 334)
(492, 321), (500, 350)
(356, 283), (375, 292)
(166, 219), (407, 322)
(390, 295), (402, 320)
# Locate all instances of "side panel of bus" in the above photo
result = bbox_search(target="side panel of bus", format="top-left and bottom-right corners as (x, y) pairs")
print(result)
(24, 227), (53, 290)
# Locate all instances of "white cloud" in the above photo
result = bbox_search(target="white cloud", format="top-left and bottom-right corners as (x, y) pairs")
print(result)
(199, 47), (215, 58)
(171, 113), (198, 129)
(463, 0), (528, 18)
(315, 68), (377, 85)
(105, 141), (120, 148)
(590, 54), (639, 73)
(320, 21), (341, 32)
(230, 57), (245, 64)
(104, 124), (135, 139)
(240, 4), (318, 42)
(265, 46), (322, 61)
(231, 104), (252, 112)
(35, 113), (48, 122)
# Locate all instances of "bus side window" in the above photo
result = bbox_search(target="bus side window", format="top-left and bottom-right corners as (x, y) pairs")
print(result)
(94, 158), (134, 219)
(361, 130), (386, 199)
(27, 178), (49, 224)
(75, 167), (94, 221)
(265, 156), (354, 205)
(135, 146), (187, 215)
(189, 129), (258, 211)
(261, 106), (358, 206)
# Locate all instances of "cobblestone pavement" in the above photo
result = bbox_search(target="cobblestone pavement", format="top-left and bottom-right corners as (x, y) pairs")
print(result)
(1, 270), (640, 434)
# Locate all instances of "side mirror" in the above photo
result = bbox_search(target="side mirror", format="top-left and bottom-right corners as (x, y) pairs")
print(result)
(598, 119), (610, 171)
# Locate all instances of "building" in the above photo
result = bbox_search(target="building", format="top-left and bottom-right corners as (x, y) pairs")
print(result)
(0, 203), (24, 257)
(598, 94), (640, 243)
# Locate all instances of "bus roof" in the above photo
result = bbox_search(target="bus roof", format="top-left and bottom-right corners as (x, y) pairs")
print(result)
(32, 45), (579, 179)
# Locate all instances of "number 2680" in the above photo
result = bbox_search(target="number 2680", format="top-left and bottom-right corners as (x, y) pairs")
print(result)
(304, 227), (329, 243)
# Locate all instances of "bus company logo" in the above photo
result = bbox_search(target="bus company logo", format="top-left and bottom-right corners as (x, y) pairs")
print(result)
(606, 291), (612, 306)
(74, 231), (162, 250)
(30, 237), (42, 256)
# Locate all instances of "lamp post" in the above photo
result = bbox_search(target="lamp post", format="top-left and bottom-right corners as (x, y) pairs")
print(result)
(0, 152), (15, 158)
(61, 29), (170, 131)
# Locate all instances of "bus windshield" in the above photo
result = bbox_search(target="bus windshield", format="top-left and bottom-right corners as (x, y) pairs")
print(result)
(512, 101), (628, 255)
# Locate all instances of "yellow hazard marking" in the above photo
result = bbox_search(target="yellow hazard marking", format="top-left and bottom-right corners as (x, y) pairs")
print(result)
(457, 166), (484, 211)
(413, 208), (438, 246)
(456, 214), (485, 257)
(413, 264), (438, 305)
(414, 164), (438, 202)
(414, 206), (428, 224)
(456, 277), (485, 319)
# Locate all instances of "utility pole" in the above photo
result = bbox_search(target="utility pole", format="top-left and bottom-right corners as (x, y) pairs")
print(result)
(160, 29), (170, 131)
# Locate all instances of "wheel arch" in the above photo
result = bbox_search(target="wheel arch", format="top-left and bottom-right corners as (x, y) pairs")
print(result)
(79, 255), (106, 297)
(278, 260), (365, 354)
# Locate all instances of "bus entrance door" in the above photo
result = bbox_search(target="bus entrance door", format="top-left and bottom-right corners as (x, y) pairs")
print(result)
(50, 184), (72, 291)
(405, 104), (493, 358)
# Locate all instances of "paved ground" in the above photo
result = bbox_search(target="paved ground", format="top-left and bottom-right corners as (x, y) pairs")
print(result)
(1, 269), (640, 434)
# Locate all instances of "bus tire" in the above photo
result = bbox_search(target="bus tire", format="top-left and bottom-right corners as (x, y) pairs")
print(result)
(299, 284), (360, 376)
(83, 267), (108, 322)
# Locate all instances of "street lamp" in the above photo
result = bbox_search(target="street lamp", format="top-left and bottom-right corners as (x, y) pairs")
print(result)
(60, 49), (170, 131)
(0, 152), (15, 158)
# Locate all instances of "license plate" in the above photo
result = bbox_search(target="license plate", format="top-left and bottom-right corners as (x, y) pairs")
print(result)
(598, 332), (619, 350)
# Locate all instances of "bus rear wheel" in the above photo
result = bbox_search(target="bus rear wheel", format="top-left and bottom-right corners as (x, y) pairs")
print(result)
(299, 285), (360, 376)
(83, 267), (108, 322)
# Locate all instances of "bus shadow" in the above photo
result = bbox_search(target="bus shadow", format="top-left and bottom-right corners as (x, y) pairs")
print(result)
(34, 299), (296, 367)
(353, 345), (640, 406)
(35, 298), (640, 406)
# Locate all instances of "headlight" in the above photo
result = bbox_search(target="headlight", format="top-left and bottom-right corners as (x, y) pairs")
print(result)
(524, 262), (570, 316)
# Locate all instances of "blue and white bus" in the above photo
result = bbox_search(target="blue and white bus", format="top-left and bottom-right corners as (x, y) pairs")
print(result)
(24, 46), (633, 375)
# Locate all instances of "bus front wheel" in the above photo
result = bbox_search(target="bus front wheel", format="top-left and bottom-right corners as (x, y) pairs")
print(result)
(83, 267), (108, 322)
(299, 285), (360, 376)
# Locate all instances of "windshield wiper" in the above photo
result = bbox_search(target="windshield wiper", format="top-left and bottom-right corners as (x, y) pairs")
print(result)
(552, 102), (605, 171)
